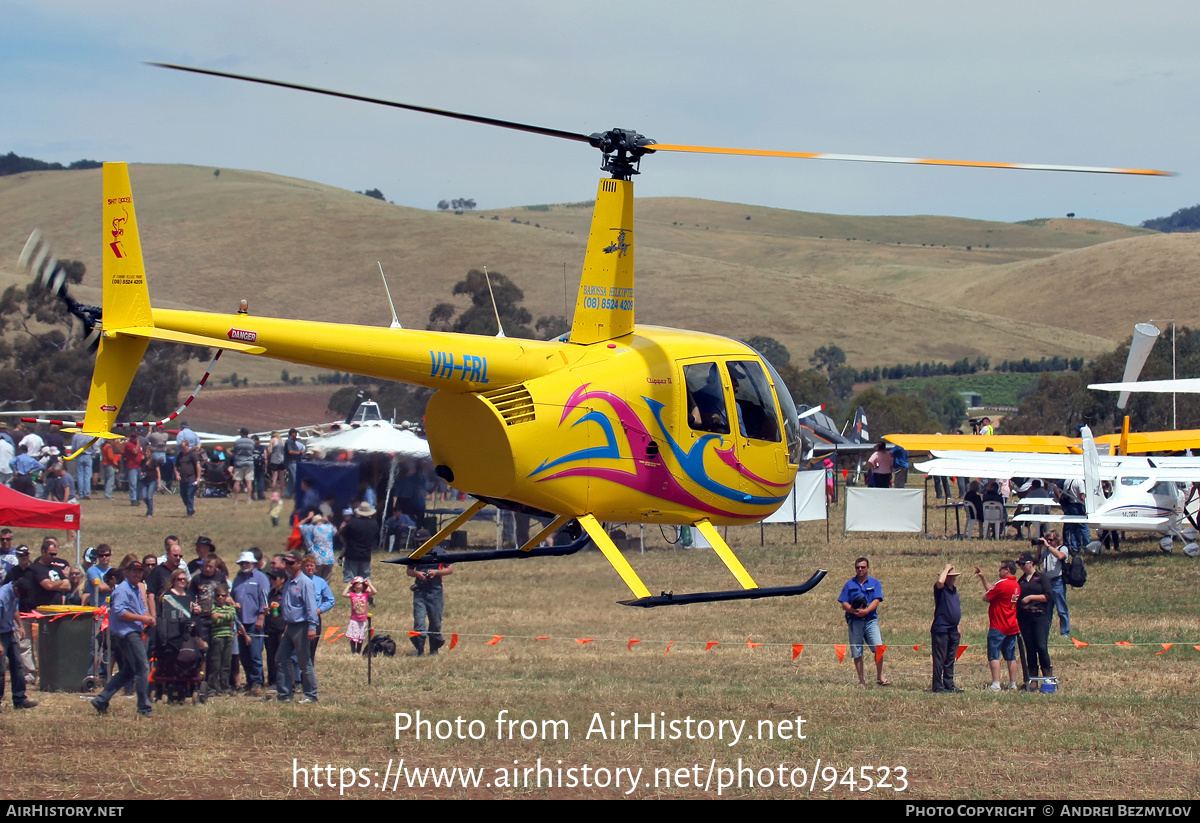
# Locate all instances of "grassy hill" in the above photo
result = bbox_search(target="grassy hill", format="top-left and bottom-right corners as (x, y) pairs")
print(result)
(0, 164), (1179, 389)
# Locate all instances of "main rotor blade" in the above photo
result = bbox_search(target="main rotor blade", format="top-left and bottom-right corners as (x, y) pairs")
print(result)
(148, 62), (594, 146)
(649, 143), (1174, 176)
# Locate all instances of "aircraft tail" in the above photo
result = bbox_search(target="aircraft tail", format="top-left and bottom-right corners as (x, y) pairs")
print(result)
(1080, 425), (1102, 518)
(849, 406), (869, 444)
(568, 178), (635, 344)
(80, 163), (153, 437)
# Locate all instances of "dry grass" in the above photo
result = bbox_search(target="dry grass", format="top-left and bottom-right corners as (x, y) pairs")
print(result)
(0, 165), (1181, 378)
(4, 494), (1199, 799)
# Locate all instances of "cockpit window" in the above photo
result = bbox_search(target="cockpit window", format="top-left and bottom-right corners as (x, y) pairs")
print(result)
(685, 362), (730, 434)
(752, 351), (800, 464)
(727, 360), (781, 443)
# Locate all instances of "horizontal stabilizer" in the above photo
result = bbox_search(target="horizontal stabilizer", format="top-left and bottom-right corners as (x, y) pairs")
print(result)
(109, 326), (266, 354)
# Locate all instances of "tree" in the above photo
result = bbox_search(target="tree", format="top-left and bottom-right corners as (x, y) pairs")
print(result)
(776, 364), (838, 412)
(535, 315), (570, 340)
(850, 386), (942, 437)
(328, 380), (432, 424)
(745, 335), (790, 369)
(809, 344), (846, 377)
(0, 263), (199, 418)
(359, 188), (386, 201)
(427, 269), (534, 338)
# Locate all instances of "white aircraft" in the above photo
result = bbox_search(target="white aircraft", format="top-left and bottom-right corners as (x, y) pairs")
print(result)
(916, 426), (1200, 555)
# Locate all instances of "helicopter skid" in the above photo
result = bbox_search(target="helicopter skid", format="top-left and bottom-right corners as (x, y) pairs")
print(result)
(619, 571), (828, 608)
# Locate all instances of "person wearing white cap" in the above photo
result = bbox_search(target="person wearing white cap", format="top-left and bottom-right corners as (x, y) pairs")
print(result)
(231, 550), (270, 696)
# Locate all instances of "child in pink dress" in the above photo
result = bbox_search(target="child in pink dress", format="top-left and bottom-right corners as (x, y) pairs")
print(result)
(342, 576), (377, 654)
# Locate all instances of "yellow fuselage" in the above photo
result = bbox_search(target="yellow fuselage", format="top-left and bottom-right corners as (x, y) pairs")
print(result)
(151, 309), (796, 525)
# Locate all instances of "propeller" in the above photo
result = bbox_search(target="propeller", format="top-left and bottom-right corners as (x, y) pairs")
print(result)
(151, 62), (1174, 179)
(17, 229), (102, 352)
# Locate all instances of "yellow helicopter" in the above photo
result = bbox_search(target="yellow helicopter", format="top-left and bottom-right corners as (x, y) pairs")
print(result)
(30, 64), (1170, 606)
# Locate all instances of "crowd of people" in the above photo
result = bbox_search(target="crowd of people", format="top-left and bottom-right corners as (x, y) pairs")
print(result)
(838, 544), (1066, 695)
(0, 417), (459, 716)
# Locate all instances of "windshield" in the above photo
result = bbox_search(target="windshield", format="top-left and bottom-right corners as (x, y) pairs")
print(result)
(754, 353), (800, 464)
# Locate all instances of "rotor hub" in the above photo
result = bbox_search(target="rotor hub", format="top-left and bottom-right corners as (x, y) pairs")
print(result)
(588, 129), (656, 180)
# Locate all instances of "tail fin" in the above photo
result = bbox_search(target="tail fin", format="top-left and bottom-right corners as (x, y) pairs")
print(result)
(80, 163), (152, 436)
(569, 178), (634, 344)
(1080, 425), (1102, 517)
(850, 406), (869, 443)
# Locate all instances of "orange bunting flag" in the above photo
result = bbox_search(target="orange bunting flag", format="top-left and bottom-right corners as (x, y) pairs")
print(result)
(1194, 645), (1200, 653)
(327, 632), (345, 645)
(627, 639), (642, 651)
(1115, 641), (1133, 646)
(449, 633), (459, 650)
(791, 644), (804, 661)
(575, 638), (595, 645)
(841, 469), (849, 480)
(408, 630), (421, 638)
(834, 644), (847, 662)
(912, 644), (922, 651)
(955, 644), (968, 661)
(1070, 637), (1089, 648)
(536, 636), (551, 641)
(747, 638), (763, 649)
(665, 641), (675, 655)
(705, 641), (719, 651)
(1156, 643), (1174, 655)
(323, 626), (340, 642)
(875, 645), (887, 664)
(486, 635), (503, 646)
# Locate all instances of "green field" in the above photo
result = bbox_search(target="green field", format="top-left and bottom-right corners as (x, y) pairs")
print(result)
(884, 372), (1046, 409)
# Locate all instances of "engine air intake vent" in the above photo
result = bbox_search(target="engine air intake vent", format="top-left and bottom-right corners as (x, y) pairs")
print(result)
(482, 384), (535, 426)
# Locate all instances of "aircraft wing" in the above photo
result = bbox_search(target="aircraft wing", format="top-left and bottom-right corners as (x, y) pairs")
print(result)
(886, 433), (1084, 454)
(1013, 512), (1170, 531)
(917, 453), (1090, 480)
(1096, 429), (1200, 453)
(1090, 378), (1200, 394)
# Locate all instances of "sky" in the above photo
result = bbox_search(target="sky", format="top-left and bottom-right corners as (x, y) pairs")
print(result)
(2, 1), (1197, 224)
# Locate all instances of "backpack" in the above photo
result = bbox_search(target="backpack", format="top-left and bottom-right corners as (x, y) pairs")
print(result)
(1065, 554), (1087, 588)
(370, 634), (397, 657)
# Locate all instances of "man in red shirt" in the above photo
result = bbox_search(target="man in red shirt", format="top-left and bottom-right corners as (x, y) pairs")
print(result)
(123, 436), (145, 507)
(975, 559), (1020, 692)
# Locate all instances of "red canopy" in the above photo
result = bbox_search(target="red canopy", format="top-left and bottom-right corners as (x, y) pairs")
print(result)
(0, 484), (80, 531)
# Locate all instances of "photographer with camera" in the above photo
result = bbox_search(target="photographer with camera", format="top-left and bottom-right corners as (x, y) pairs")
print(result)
(1035, 530), (1070, 636)
(837, 557), (889, 687)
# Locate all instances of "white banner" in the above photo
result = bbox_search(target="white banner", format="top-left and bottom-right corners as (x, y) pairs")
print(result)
(763, 469), (826, 524)
(844, 487), (924, 533)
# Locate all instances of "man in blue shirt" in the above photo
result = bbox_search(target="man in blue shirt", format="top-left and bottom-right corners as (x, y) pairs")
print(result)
(275, 553), (318, 703)
(175, 421), (201, 452)
(301, 554), (335, 669)
(837, 557), (889, 687)
(91, 561), (156, 716)
(930, 564), (963, 693)
(232, 551), (270, 697)
(0, 580), (37, 709)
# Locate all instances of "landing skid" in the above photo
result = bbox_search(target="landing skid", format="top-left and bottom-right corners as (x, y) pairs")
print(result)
(382, 531), (591, 566)
(619, 571), (828, 608)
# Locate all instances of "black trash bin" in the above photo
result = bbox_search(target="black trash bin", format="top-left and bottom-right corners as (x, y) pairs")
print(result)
(36, 607), (97, 693)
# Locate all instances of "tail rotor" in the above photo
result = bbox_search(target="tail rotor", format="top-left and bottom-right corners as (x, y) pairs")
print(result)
(17, 229), (102, 352)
